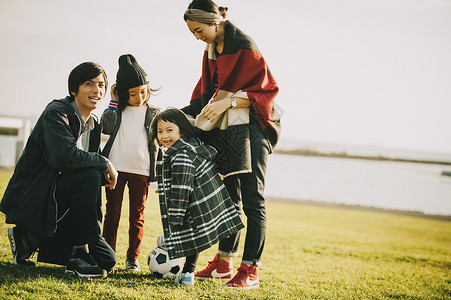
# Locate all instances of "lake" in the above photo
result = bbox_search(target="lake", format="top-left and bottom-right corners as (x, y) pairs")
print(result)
(265, 154), (451, 216)
(2, 135), (451, 216)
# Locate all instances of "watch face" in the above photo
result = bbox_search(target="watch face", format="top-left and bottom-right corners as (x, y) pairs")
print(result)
(231, 97), (237, 107)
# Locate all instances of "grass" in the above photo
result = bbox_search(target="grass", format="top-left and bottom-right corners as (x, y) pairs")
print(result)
(0, 170), (450, 299)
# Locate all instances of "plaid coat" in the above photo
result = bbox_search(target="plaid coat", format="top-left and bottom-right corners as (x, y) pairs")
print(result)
(156, 136), (244, 259)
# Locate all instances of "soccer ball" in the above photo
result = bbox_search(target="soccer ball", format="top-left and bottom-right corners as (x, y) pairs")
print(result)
(147, 246), (183, 279)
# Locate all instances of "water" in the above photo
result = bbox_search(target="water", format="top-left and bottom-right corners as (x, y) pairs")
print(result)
(2, 134), (451, 216)
(265, 154), (451, 216)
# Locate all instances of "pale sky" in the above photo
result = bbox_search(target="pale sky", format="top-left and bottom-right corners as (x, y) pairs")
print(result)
(1, 0), (450, 154)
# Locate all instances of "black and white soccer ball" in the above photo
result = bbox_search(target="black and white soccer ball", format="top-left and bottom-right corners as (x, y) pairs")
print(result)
(147, 246), (183, 279)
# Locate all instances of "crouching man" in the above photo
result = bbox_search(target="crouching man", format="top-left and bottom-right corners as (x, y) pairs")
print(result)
(0, 62), (118, 278)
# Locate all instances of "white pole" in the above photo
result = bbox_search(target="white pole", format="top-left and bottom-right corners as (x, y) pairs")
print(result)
(15, 118), (31, 163)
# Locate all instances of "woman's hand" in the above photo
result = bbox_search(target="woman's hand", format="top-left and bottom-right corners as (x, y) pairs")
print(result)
(202, 98), (231, 123)
(110, 83), (118, 101)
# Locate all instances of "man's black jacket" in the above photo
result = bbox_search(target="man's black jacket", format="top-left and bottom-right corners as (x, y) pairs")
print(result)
(0, 96), (108, 237)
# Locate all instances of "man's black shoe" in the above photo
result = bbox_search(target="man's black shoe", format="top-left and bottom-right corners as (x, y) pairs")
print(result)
(8, 226), (36, 266)
(65, 248), (107, 278)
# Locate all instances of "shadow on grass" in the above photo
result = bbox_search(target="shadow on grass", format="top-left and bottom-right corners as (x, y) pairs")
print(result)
(0, 261), (178, 288)
(0, 261), (64, 281)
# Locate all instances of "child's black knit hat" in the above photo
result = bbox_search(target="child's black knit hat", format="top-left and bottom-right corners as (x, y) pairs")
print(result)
(116, 54), (148, 91)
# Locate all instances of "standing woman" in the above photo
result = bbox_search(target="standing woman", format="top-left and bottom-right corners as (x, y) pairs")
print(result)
(181, 0), (281, 290)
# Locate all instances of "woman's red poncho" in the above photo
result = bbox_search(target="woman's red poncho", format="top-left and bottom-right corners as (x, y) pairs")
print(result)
(181, 21), (281, 177)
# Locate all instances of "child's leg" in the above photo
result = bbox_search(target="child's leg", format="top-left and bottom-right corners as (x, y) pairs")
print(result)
(126, 173), (149, 259)
(176, 253), (199, 285)
(183, 253), (199, 273)
(102, 172), (127, 251)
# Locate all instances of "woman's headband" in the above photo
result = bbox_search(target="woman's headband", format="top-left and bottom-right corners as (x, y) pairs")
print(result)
(184, 8), (223, 24)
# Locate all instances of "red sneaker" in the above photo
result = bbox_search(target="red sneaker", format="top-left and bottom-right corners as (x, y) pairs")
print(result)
(194, 254), (233, 280)
(223, 264), (259, 290)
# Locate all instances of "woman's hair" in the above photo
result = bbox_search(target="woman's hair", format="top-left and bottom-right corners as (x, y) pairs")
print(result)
(183, 0), (228, 23)
(115, 85), (160, 112)
(150, 107), (198, 144)
(68, 62), (108, 101)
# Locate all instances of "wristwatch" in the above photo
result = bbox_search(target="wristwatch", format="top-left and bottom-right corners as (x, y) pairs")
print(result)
(230, 96), (237, 108)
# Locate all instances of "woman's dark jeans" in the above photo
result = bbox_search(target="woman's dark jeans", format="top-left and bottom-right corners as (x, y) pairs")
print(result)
(218, 121), (270, 266)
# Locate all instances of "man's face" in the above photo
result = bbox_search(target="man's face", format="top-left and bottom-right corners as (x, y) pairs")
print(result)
(72, 74), (106, 119)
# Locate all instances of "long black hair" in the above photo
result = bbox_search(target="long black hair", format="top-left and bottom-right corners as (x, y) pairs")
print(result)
(150, 107), (198, 145)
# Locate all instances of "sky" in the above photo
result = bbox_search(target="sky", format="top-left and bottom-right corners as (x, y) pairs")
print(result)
(1, 0), (450, 154)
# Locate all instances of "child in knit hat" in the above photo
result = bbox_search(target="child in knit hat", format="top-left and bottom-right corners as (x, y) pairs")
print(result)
(100, 54), (160, 272)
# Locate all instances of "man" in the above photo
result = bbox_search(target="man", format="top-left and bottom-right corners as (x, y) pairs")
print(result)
(0, 62), (118, 278)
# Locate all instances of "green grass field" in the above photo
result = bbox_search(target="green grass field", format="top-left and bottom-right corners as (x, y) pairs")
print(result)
(0, 170), (450, 299)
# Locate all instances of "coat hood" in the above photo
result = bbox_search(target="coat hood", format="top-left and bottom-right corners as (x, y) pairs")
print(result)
(164, 136), (217, 162)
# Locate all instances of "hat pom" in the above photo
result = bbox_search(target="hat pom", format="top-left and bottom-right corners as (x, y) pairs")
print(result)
(118, 54), (136, 66)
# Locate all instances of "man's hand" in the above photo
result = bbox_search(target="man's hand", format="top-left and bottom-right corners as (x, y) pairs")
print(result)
(103, 161), (118, 190)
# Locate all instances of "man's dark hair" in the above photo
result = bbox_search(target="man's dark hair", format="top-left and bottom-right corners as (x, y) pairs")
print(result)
(150, 107), (198, 144)
(68, 62), (108, 101)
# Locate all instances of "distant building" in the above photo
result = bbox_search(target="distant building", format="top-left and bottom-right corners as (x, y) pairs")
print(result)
(0, 116), (31, 168)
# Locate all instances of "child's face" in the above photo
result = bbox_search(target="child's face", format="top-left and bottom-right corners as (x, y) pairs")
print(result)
(128, 85), (148, 106)
(157, 120), (181, 148)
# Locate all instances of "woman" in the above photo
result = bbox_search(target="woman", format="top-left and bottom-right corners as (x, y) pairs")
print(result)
(181, 0), (281, 290)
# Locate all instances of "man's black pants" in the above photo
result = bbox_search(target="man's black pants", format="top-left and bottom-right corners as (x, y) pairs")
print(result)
(37, 168), (116, 270)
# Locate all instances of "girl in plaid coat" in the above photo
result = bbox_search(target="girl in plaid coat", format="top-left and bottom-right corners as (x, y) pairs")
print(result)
(150, 108), (244, 286)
